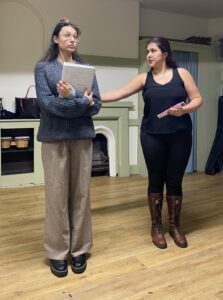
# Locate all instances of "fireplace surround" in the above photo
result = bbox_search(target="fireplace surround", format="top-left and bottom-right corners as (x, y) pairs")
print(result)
(93, 101), (133, 177)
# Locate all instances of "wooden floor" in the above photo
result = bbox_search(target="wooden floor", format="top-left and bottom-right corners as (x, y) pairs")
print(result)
(0, 172), (223, 300)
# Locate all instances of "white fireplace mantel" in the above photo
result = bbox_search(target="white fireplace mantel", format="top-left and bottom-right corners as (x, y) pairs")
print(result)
(93, 101), (134, 177)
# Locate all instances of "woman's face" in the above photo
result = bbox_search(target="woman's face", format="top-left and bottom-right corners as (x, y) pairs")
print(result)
(54, 25), (79, 54)
(146, 42), (167, 68)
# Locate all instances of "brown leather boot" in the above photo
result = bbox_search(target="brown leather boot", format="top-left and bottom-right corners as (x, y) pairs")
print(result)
(148, 193), (167, 249)
(166, 195), (188, 248)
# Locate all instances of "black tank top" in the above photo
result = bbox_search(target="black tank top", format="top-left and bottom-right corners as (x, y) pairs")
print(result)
(141, 68), (192, 134)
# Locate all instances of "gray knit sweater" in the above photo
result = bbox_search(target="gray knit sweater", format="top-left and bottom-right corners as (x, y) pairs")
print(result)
(34, 60), (101, 142)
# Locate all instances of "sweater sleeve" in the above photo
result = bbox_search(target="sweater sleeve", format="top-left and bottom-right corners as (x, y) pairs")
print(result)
(34, 62), (91, 119)
(82, 76), (102, 117)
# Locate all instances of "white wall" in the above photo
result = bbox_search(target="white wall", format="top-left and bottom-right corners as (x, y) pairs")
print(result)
(208, 17), (223, 37)
(0, 1), (44, 73)
(0, 1), (42, 111)
(95, 65), (138, 166)
(0, 0), (139, 108)
(95, 65), (138, 119)
(139, 8), (208, 39)
(30, 0), (139, 59)
(140, 7), (223, 41)
(0, 0), (140, 95)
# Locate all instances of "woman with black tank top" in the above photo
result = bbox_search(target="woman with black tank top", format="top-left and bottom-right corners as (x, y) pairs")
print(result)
(101, 37), (202, 249)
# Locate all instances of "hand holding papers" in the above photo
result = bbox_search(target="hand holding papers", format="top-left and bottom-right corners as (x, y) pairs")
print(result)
(157, 101), (186, 118)
(62, 62), (95, 93)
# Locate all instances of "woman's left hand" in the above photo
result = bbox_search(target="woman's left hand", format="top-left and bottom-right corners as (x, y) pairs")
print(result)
(168, 106), (186, 117)
(57, 80), (72, 97)
(84, 90), (94, 106)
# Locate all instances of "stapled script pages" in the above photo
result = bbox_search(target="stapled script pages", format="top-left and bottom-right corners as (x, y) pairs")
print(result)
(62, 62), (95, 93)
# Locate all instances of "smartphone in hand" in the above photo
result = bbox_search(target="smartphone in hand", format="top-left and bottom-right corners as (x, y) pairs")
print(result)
(157, 101), (186, 118)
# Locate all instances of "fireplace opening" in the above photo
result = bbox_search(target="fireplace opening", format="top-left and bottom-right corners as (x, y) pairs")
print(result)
(92, 133), (109, 176)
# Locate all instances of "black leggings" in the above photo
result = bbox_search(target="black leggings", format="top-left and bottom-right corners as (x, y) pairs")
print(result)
(140, 131), (192, 196)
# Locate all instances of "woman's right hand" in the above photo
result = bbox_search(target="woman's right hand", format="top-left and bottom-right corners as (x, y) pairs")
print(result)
(84, 90), (94, 106)
(57, 80), (72, 97)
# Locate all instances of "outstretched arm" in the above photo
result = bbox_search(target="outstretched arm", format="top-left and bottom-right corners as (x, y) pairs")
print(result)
(101, 73), (147, 102)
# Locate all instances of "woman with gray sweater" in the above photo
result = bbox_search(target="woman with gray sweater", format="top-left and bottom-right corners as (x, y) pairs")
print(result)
(34, 18), (101, 277)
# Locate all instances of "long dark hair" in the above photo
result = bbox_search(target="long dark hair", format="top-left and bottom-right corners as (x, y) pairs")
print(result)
(41, 19), (83, 63)
(147, 36), (177, 68)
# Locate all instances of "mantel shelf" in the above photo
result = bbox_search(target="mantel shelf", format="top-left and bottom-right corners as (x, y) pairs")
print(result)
(102, 101), (134, 109)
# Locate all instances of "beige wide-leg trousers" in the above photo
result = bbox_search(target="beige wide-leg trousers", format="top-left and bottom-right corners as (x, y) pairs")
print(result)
(42, 139), (93, 260)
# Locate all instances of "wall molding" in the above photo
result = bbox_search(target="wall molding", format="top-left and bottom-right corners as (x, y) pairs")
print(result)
(0, 0), (47, 51)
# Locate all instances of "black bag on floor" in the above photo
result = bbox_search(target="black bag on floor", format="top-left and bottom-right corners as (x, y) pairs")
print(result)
(15, 85), (40, 119)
